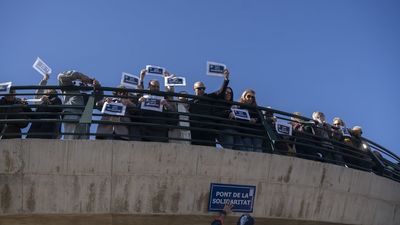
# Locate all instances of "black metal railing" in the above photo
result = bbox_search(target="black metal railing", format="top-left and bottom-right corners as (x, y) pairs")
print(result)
(0, 85), (399, 182)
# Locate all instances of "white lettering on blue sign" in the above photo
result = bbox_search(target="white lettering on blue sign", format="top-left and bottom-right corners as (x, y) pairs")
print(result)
(208, 183), (256, 213)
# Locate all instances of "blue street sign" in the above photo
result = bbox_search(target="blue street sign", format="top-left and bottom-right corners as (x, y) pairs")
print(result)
(208, 183), (256, 213)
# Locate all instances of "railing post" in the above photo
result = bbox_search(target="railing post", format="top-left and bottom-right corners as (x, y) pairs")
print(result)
(258, 109), (277, 152)
(79, 95), (95, 124)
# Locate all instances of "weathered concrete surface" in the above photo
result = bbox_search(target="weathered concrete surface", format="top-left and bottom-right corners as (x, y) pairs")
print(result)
(0, 139), (399, 225)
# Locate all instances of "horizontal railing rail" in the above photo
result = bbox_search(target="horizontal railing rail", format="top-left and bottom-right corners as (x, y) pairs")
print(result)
(0, 85), (399, 182)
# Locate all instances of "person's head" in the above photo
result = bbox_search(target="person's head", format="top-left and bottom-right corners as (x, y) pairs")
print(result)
(237, 214), (254, 225)
(332, 117), (345, 127)
(193, 81), (206, 96)
(113, 85), (129, 97)
(240, 89), (257, 106)
(178, 91), (188, 102)
(352, 126), (363, 137)
(148, 80), (160, 92)
(224, 87), (233, 101)
(291, 112), (302, 123)
(312, 111), (326, 123)
(44, 89), (58, 98)
(5, 89), (16, 102)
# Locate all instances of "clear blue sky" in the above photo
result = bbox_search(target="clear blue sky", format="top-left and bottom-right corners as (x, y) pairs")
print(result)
(1, 0), (399, 156)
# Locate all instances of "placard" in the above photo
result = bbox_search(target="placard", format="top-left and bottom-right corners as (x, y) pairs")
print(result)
(232, 108), (250, 121)
(33, 57), (52, 77)
(164, 76), (186, 87)
(121, 72), (139, 89)
(146, 65), (165, 77)
(207, 61), (226, 76)
(25, 99), (43, 103)
(140, 95), (163, 112)
(340, 126), (352, 137)
(208, 183), (256, 213)
(101, 102), (126, 116)
(275, 122), (292, 136)
(0, 82), (12, 94)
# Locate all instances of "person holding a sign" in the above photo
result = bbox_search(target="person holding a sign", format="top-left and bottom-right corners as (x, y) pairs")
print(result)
(310, 111), (339, 162)
(346, 126), (372, 170)
(0, 89), (32, 139)
(26, 74), (62, 139)
(96, 85), (136, 140)
(214, 87), (238, 149)
(138, 77), (174, 142)
(331, 117), (352, 145)
(235, 89), (264, 152)
(189, 69), (230, 146)
(58, 70), (102, 140)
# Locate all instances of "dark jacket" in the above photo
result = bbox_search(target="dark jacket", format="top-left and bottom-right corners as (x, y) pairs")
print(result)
(26, 95), (62, 139)
(189, 79), (229, 127)
(0, 97), (32, 139)
(235, 105), (264, 136)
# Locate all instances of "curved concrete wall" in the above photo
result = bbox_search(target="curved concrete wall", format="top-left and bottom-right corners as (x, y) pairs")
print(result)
(0, 139), (399, 225)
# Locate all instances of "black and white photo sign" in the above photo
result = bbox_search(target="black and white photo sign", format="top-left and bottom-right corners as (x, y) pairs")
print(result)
(0, 82), (12, 94)
(121, 72), (139, 89)
(141, 95), (163, 112)
(101, 102), (126, 116)
(146, 65), (165, 77)
(33, 57), (52, 77)
(164, 76), (186, 87)
(275, 122), (293, 136)
(207, 61), (226, 76)
(232, 108), (250, 121)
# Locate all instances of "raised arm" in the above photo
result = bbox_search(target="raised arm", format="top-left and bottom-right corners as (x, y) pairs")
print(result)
(57, 71), (93, 86)
(35, 74), (50, 99)
(137, 69), (147, 90)
(208, 69), (230, 99)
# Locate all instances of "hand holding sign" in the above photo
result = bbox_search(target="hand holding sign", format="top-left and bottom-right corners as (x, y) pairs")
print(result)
(0, 82), (12, 94)
(207, 61), (226, 76)
(101, 102), (126, 116)
(33, 57), (52, 77)
(164, 75), (186, 87)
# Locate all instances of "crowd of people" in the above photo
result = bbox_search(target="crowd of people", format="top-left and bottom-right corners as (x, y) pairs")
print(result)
(0, 68), (396, 174)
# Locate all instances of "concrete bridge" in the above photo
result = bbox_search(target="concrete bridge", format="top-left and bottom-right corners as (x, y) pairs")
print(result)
(0, 139), (399, 225)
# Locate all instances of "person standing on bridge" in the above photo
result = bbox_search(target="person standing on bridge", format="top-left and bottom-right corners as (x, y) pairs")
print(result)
(189, 69), (230, 146)
(58, 70), (102, 139)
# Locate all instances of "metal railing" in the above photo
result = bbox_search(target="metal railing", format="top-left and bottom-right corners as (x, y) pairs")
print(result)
(0, 85), (399, 182)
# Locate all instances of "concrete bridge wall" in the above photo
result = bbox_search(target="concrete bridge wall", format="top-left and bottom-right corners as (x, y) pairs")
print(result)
(0, 139), (399, 225)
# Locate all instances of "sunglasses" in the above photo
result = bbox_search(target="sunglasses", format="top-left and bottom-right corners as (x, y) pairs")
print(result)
(246, 95), (255, 99)
(333, 123), (340, 126)
(196, 87), (205, 90)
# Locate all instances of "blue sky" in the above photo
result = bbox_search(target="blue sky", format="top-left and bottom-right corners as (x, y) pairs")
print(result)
(0, 0), (399, 156)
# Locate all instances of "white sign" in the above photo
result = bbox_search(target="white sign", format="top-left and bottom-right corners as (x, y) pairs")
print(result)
(33, 57), (52, 77)
(141, 95), (163, 112)
(25, 99), (43, 104)
(146, 65), (165, 77)
(232, 108), (250, 121)
(276, 122), (293, 136)
(121, 72), (139, 89)
(340, 126), (352, 137)
(0, 82), (12, 94)
(207, 61), (226, 76)
(164, 76), (186, 87)
(101, 102), (126, 116)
